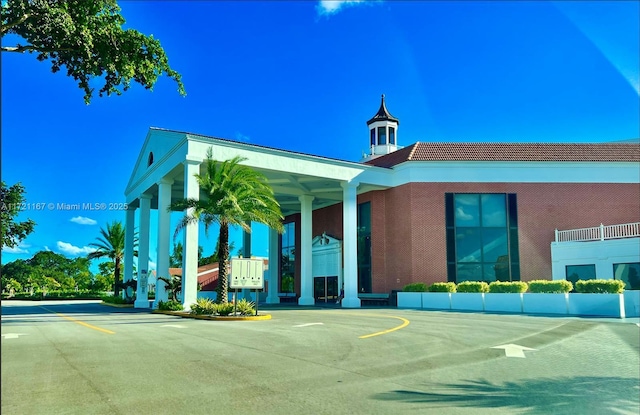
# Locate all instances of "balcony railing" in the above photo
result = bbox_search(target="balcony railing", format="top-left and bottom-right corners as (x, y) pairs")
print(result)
(555, 222), (640, 242)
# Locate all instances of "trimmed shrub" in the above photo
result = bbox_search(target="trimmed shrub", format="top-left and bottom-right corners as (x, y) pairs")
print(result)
(575, 279), (625, 294)
(101, 295), (133, 305)
(456, 281), (490, 293)
(235, 299), (256, 316)
(158, 300), (184, 311)
(428, 282), (457, 293)
(215, 302), (235, 316)
(488, 281), (528, 293)
(403, 282), (428, 292)
(190, 298), (216, 315)
(527, 280), (573, 293)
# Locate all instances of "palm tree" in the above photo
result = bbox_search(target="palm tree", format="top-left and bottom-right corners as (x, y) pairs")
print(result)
(156, 275), (182, 302)
(87, 221), (137, 297)
(171, 148), (284, 304)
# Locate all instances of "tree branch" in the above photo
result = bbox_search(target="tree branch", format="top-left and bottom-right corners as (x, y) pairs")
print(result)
(1, 13), (30, 35)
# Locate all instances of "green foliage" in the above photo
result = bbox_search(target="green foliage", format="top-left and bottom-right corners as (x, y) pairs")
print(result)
(234, 299), (256, 316)
(1, 0), (185, 104)
(87, 221), (137, 297)
(575, 279), (625, 294)
(171, 149), (284, 306)
(157, 275), (181, 301)
(101, 294), (132, 304)
(214, 302), (235, 316)
(456, 281), (490, 293)
(1, 181), (36, 249)
(158, 300), (184, 311)
(402, 282), (428, 292)
(190, 298), (216, 315)
(428, 282), (457, 292)
(527, 280), (573, 293)
(488, 281), (528, 293)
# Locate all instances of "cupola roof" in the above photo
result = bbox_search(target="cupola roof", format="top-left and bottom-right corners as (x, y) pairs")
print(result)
(366, 94), (399, 126)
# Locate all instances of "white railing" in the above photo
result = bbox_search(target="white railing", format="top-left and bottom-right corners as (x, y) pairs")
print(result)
(555, 222), (640, 242)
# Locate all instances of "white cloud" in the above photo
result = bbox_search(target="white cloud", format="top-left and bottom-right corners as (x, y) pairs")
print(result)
(70, 216), (97, 225)
(2, 242), (30, 254)
(316, 0), (372, 17)
(57, 241), (96, 256)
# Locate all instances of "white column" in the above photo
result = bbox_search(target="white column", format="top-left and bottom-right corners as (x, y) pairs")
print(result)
(123, 205), (136, 299)
(341, 181), (361, 308)
(153, 178), (173, 308)
(134, 194), (152, 308)
(298, 195), (315, 305)
(266, 226), (280, 304)
(182, 159), (201, 309)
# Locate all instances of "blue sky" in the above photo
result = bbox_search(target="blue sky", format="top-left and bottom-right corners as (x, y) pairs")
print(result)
(2, 1), (639, 273)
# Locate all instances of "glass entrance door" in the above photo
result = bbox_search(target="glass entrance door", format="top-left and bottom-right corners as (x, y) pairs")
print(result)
(314, 276), (338, 303)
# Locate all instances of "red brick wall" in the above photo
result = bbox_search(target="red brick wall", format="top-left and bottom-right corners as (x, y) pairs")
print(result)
(285, 182), (639, 293)
(367, 182), (639, 290)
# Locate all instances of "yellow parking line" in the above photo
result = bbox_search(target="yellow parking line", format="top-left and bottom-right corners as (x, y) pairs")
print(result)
(40, 307), (115, 335)
(359, 316), (410, 339)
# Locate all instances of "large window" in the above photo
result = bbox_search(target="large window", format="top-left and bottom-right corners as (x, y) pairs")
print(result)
(389, 127), (395, 145)
(614, 262), (640, 290)
(357, 202), (372, 293)
(446, 193), (520, 282)
(280, 222), (295, 293)
(377, 126), (386, 145)
(370, 129), (376, 146)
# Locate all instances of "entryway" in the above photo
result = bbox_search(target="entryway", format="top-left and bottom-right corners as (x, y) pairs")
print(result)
(314, 276), (338, 304)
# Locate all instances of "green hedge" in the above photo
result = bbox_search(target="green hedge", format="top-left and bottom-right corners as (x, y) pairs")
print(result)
(403, 282), (428, 292)
(158, 300), (184, 311)
(101, 295), (134, 305)
(527, 280), (573, 293)
(575, 279), (625, 294)
(428, 282), (457, 293)
(488, 281), (528, 293)
(456, 281), (489, 293)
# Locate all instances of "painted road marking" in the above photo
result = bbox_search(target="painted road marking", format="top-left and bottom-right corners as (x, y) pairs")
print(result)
(293, 323), (324, 328)
(359, 316), (410, 339)
(1, 333), (28, 339)
(492, 343), (537, 358)
(39, 307), (115, 335)
(161, 324), (186, 329)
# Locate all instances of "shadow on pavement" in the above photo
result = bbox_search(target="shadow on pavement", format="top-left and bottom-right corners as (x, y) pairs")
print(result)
(372, 376), (640, 415)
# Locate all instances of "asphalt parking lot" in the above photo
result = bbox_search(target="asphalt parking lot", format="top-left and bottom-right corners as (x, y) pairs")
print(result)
(1, 300), (639, 415)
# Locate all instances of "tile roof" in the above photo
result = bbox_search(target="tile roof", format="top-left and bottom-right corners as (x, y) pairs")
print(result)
(365, 142), (640, 168)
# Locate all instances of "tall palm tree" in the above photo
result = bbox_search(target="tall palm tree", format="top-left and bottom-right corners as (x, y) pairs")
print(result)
(87, 221), (137, 297)
(171, 148), (284, 304)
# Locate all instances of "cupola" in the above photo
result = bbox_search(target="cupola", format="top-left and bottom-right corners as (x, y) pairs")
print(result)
(361, 94), (400, 161)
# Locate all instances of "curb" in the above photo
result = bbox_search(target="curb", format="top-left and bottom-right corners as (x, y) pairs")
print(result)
(152, 310), (271, 321)
(100, 302), (134, 308)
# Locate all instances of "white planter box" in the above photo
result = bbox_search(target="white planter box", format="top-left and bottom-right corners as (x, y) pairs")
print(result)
(484, 293), (523, 313)
(450, 293), (484, 311)
(421, 292), (451, 310)
(522, 293), (568, 315)
(623, 291), (640, 318)
(568, 293), (625, 318)
(397, 292), (423, 308)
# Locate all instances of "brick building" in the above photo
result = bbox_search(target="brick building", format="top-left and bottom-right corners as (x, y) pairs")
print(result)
(125, 96), (639, 309)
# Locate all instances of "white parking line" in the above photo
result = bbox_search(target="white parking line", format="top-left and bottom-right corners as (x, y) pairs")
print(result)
(293, 323), (324, 328)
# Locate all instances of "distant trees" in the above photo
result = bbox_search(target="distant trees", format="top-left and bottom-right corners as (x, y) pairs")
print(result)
(1, 0), (185, 104)
(1, 181), (36, 249)
(1, 251), (94, 294)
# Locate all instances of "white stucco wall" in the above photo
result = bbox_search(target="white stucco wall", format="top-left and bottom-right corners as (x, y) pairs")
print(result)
(551, 237), (640, 281)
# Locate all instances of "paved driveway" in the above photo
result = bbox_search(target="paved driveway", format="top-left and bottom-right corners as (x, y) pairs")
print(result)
(2, 300), (639, 415)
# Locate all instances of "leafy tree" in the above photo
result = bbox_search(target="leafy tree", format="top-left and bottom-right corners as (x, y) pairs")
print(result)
(4, 278), (23, 295)
(87, 221), (136, 296)
(1, 259), (32, 291)
(0, 181), (36, 249)
(92, 261), (115, 292)
(171, 149), (283, 304)
(1, 0), (185, 104)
